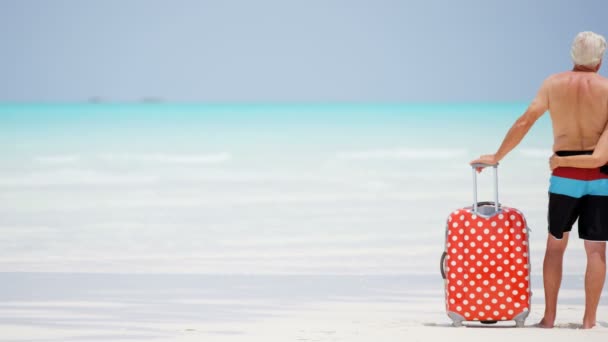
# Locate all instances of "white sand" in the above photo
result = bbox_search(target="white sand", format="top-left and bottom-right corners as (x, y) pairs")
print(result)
(0, 273), (607, 341)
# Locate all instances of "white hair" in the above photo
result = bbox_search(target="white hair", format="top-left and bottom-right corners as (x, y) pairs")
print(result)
(571, 31), (606, 68)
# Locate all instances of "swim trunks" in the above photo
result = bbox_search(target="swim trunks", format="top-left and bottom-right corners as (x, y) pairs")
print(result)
(548, 150), (608, 241)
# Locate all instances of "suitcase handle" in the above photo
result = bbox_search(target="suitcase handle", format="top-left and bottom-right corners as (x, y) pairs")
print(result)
(471, 163), (499, 214)
(440, 251), (447, 279)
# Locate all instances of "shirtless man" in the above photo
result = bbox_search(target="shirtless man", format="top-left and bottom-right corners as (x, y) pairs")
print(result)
(471, 31), (608, 329)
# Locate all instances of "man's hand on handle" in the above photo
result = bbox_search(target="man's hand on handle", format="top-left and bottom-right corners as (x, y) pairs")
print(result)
(470, 154), (499, 172)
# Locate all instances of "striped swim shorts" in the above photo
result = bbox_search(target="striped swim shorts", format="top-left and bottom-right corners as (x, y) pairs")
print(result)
(548, 151), (608, 241)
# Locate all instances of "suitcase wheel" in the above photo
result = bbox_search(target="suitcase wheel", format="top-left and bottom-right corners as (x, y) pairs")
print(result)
(480, 320), (497, 324)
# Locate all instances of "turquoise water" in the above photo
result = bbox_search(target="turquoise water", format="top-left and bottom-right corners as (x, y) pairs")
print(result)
(0, 103), (559, 274)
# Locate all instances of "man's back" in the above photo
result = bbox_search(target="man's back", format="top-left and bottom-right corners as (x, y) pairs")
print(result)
(548, 71), (608, 151)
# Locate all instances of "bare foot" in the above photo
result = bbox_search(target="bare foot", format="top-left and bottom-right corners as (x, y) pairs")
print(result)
(581, 321), (596, 329)
(536, 318), (555, 328)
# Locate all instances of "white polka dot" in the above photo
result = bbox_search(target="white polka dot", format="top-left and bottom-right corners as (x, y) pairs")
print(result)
(514, 302), (521, 308)
(517, 271), (523, 276)
(470, 255), (476, 260)
(451, 261), (457, 266)
(479, 312), (485, 317)
(463, 299), (469, 305)
(498, 292), (504, 297)
(516, 246), (522, 252)
(498, 228), (504, 234)
(490, 248), (496, 253)
(477, 299), (483, 305)
(472, 215), (477, 219)
(456, 293), (462, 298)
(494, 311), (500, 316)
(476, 274), (482, 280)
(508, 310), (514, 315)
(477, 222), (483, 227)
(497, 241), (503, 247)
(476, 287), (482, 292)
(491, 221), (497, 227)
(477, 248), (483, 254)
(477, 261), (482, 266)
(505, 221), (510, 227)
(510, 265), (516, 271)
(459, 228), (464, 234)
(516, 234), (521, 240)
(491, 235), (496, 241)
(464, 261), (469, 266)
(518, 283), (525, 288)
(516, 258), (522, 264)
(470, 241), (476, 247)
(489, 260), (495, 265)
(471, 305), (476, 311)
(497, 266), (503, 272)
(504, 259), (510, 265)
(470, 293), (475, 299)
(499, 214), (504, 219)
(465, 312), (471, 317)
(458, 242), (464, 247)
(490, 286), (496, 291)
(471, 228), (477, 234)
(483, 242), (489, 247)
(460, 215), (465, 220)
(465, 221), (470, 227)
(457, 267), (463, 272)
(504, 234), (509, 240)
(491, 298), (498, 304)
(484, 255), (490, 260)
(484, 228), (490, 234)
(457, 280), (463, 285)
(505, 284), (511, 290)
(464, 235), (470, 241)
(450, 286), (456, 291)
(490, 273), (496, 279)
(497, 254), (503, 259)
(477, 236), (483, 241)
(520, 295), (527, 300)
(500, 304), (506, 309)
(485, 305), (491, 310)
(483, 267), (489, 272)
(464, 274), (469, 279)
(469, 280), (475, 286)
(453, 222), (459, 228)
(506, 297), (512, 302)
(451, 248), (457, 253)
(456, 306), (462, 311)
(483, 293), (490, 298)
(510, 215), (515, 220)
(497, 279), (503, 285)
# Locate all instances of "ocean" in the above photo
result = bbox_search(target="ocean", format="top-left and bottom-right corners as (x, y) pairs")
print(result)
(0, 103), (573, 276)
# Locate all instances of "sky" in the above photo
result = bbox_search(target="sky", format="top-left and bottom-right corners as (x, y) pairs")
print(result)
(1, 0), (607, 103)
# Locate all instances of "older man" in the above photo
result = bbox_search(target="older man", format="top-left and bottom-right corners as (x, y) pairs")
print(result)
(471, 31), (608, 329)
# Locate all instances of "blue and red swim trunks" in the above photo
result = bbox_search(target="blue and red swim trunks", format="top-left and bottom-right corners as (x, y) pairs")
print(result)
(549, 150), (608, 241)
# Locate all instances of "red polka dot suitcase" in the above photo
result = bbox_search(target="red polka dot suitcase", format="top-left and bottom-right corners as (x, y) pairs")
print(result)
(440, 164), (531, 327)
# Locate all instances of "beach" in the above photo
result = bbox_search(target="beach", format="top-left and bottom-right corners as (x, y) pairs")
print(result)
(1, 103), (607, 341)
(1, 273), (607, 341)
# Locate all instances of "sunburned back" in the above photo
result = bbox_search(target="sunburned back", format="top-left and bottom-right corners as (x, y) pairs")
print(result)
(548, 72), (608, 151)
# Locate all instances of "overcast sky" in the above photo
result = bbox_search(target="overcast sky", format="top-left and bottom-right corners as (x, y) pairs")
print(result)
(1, 0), (607, 102)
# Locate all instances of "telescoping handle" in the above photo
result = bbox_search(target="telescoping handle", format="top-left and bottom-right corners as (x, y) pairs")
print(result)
(470, 163), (499, 214)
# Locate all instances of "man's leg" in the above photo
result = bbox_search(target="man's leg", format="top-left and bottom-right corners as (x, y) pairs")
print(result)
(538, 232), (569, 328)
(582, 240), (606, 329)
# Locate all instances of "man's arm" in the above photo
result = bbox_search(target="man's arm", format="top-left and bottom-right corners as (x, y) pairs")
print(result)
(471, 78), (550, 166)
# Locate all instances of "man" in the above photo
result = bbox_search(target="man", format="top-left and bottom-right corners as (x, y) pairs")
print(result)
(471, 31), (608, 329)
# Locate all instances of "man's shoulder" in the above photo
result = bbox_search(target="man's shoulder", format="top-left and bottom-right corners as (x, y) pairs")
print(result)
(544, 71), (608, 85)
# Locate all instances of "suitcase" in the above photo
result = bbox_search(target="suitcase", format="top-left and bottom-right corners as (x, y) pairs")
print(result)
(440, 163), (531, 327)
